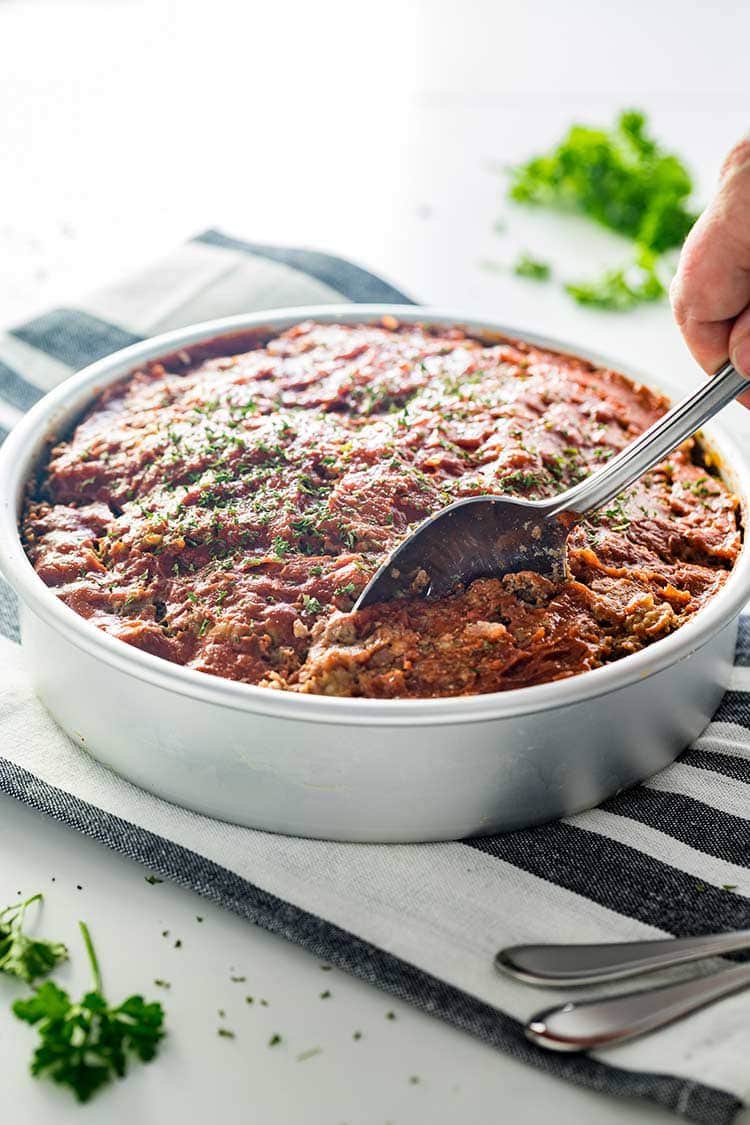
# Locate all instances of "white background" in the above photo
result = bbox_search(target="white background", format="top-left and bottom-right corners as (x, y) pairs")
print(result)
(1, 1), (749, 1122)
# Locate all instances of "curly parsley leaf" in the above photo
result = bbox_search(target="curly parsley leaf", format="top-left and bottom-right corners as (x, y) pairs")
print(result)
(513, 253), (551, 281)
(0, 895), (68, 984)
(12, 921), (165, 1103)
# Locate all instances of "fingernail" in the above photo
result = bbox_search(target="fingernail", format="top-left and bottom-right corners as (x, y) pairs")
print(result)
(732, 337), (750, 377)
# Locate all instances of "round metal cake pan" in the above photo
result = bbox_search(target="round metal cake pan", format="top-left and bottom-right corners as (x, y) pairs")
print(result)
(0, 306), (747, 842)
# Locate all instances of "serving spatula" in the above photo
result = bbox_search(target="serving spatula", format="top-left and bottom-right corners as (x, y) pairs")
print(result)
(355, 361), (747, 609)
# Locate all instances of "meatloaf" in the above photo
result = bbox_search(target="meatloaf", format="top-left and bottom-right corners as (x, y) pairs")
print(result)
(22, 318), (742, 698)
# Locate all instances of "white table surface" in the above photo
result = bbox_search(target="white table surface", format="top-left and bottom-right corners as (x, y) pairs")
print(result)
(1, 2), (749, 1122)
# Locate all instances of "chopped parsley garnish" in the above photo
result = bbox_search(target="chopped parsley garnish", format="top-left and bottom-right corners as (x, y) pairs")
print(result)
(602, 494), (632, 531)
(689, 475), (719, 500)
(0, 895), (68, 984)
(302, 595), (325, 615)
(272, 536), (290, 558)
(298, 474), (322, 495)
(13, 922), (165, 1103)
(496, 469), (547, 496)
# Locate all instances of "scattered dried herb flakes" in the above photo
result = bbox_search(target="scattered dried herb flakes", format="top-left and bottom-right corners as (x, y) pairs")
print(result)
(218, 1028), (236, 1039)
(695, 883), (707, 893)
(409, 1075), (421, 1085)
(320, 964), (333, 972)
(196, 916), (204, 923)
(144, 876), (163, 885)
(245, 996), (254, 1005)
(385, 1011), (396, 1020)
(296, 1046), (323, 1062)
(230, 975), (246, 982)
(352, 1031), (362, 1041)
(319, 989), (331, 999)
(723, 884), (738, 892)
(154, 979), (171, 989)
(174, 940), (182, 949)
(268, 1033), (282, 1047)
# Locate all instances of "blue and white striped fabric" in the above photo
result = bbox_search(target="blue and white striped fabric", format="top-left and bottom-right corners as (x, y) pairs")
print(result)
(0, 232), (748, 1125)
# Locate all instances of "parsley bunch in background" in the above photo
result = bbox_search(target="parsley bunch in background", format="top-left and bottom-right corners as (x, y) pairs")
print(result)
(506, 110), (697, 310)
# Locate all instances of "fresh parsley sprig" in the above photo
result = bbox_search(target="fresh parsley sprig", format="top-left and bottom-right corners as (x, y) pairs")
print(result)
(12, 921), (165, 1103)
(0, 894), (68, 984)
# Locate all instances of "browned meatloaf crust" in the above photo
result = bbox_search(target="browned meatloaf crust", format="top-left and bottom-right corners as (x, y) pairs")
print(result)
(22, 318), (741, 698)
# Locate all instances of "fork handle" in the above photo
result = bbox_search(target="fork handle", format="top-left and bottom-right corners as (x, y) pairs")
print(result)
(526, 963), (750, 1051)
(496, 928), (750, 986)
(549, 361), (748, 517)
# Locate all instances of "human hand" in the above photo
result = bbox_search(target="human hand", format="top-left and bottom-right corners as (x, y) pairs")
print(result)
(671, 137), (750, 405)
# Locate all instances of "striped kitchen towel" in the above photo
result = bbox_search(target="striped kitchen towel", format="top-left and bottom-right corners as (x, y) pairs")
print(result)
(0, 231), (748, 1125)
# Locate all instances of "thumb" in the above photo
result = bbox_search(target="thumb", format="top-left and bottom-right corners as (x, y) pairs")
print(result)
(728, 306), (750, 407)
